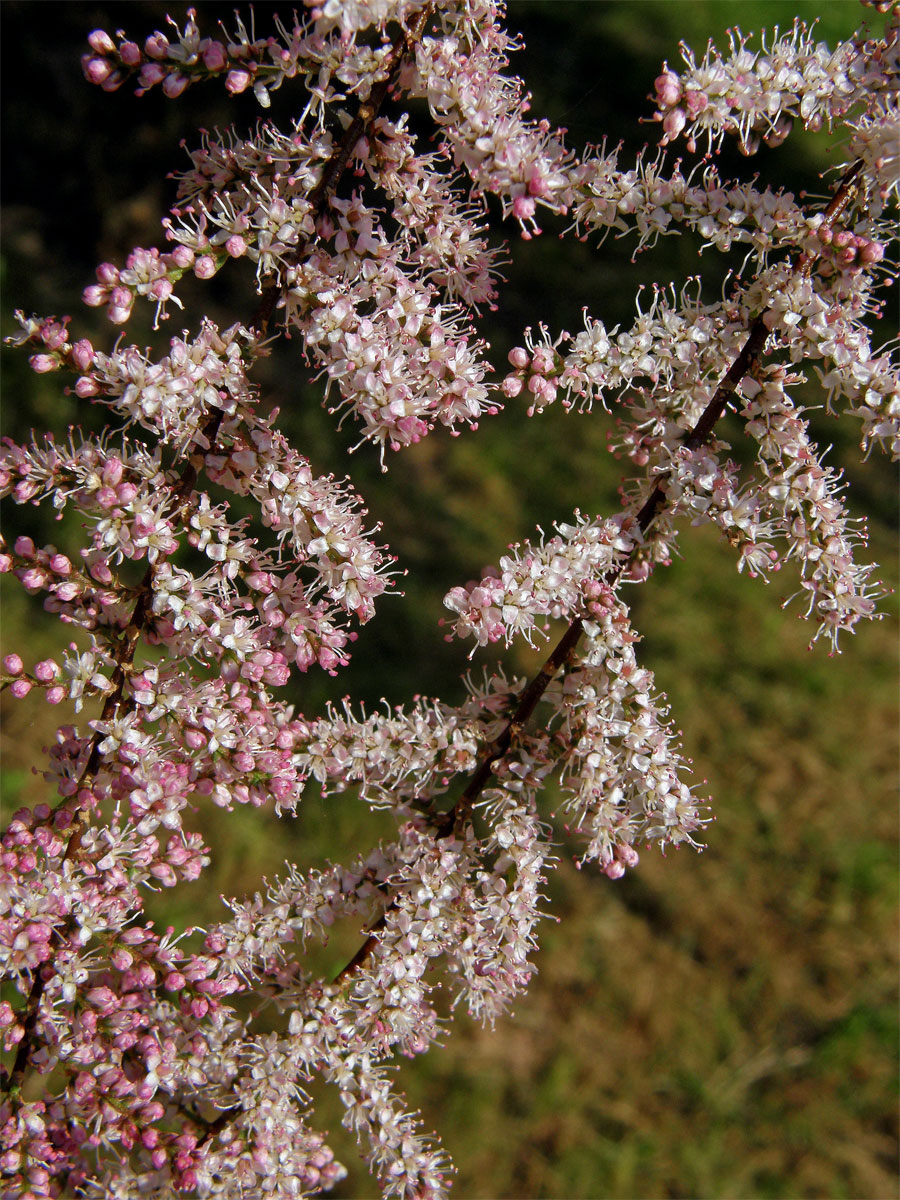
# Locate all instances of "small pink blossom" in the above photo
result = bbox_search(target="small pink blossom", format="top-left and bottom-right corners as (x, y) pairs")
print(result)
(28, 354), (57, 373)
(194, 255), (217, 279)
(87, 29), (116, 55)
(225, 69), (252, 95)
(162, 72), (189, 99)
(82, 56), (115, 86)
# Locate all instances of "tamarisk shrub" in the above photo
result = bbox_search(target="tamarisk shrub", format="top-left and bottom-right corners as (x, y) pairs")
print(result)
(1, 1), (897, 1196)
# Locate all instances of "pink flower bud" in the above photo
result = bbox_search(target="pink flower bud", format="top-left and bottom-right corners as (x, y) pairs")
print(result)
(537, 378), (557, 405)
(14, 536), (35, 556)
(82, 56), (115, 86)
(531, 348), (554, 374)
(654, 71), (681, 107)
(138, 62), (167, 89)
(101, 457), (124, 485)
(508, 346), (529, 369)
(162, 71), (189, 99)
(169, 244), (194, 269)
(527, 170), (551, 199)
(10, 679), (33, 698)
(119, 927), (150, 945)
(194, 255), (217, 280)
(201, 40), (227, 71)
(266, 663), (291, 687)
(29, 354), (57, 373)
(662, 107), (687, 141)
(318, 647), (340, 673)
(87, 30), (117, 55)
(225, 69), (252, 95)
(13, 480), (39, 503)
(46, 686), (67, 705)
(88, 559), (114, 584)
(683, 88), (708, 117)
(144, 33), (169, 59)
(116, 482), (138, 504)
(225, 235), (247, 258)
(82, 285), (108, 307)
(101, 68), (126, 93)
(512, 195), (535, 222)
(150, 862), (177, 887)
(41, 320), (69, 350)
(71, 339), (94, 371)
(34, 660), (59, 683)
(108, 299), (134, 325)
(3, 654), (24, 675)
(617, 844), (640, 868)
(860, 241), (884, 264)
(149, 277), (174, 302)
(119, 41), (142, 67)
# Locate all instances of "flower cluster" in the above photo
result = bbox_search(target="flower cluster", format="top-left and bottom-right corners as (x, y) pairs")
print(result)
(548, 588), (706, 874)
(1, 2), (897, 1198)
(651, 16), (899, 154)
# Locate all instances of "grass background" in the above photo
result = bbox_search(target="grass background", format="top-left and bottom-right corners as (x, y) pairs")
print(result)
(1, 3), (897, 1197)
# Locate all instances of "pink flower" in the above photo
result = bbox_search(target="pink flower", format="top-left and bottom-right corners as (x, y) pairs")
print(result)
(225, 69), (251, 95)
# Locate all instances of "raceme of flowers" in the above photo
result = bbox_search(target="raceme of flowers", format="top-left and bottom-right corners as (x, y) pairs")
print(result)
(1, 2), (897, 1198)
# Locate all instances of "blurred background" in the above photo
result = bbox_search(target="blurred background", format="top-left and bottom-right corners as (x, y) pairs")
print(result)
(1, 3), (897, 1197)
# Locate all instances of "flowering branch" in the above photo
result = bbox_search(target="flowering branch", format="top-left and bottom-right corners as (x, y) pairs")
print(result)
(332, 301), (769, 984)
(1, 3), (896, 1197)
(1, 0), (433, 1132)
